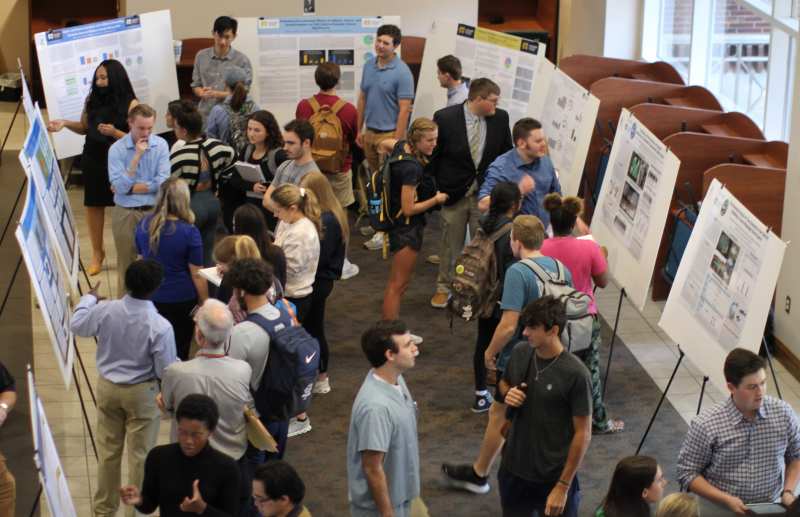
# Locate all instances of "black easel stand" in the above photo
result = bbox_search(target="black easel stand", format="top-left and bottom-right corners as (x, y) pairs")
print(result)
(763, 336), (783, 400)
(603, 287), (627, 398)
(72, 359), (98, 460)
(636, 346), (686, 455)
(0, 97), (23, 166)
(27, 483), (42, 517)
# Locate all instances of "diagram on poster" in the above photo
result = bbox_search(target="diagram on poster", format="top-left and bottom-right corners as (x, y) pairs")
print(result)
(35, 10), (178, 158)
(15, 181), (74, 389)
(236, 16), (400, 126)
(33, 396), (78, 517)
(539, 66), (600, 196)
(19, 106), (79, 286)
(591, 109), (680, 310)
(412, 20), (549, 128)
(659, 180), (786, 392)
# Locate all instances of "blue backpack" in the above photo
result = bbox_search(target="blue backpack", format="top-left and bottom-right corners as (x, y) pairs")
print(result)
(246, 303), (320, 421)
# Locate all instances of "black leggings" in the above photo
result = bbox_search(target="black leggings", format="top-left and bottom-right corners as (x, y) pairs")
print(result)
(305, 278), (335, 373)
(475, 313), (501, 392)
(154, 299), (197, 360)
(286, 294), (312, 326)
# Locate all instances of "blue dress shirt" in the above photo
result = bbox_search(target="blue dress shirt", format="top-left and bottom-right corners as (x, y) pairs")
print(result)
(71, 294), (178, 384)
(479, 149), (561, 228)
(108, 133), (171, 207)
(360, 54), (415, 131)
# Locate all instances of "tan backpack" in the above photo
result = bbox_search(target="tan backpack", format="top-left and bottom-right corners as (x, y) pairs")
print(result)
(308, 96), (347, 174)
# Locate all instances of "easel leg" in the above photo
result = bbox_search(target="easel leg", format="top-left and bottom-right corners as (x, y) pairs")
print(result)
(0, 98), (23, 167)
(603, 288), (626, 399)
(763, 336), (783, 400)
(696, 376), (709, 415)
(72, 364), (98, 460)
(27, 483), (42, 517)
(637, 347), (685, 455)
(0, 177), (27, 245)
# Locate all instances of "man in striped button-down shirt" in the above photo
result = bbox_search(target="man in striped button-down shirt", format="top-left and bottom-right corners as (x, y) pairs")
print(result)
(677, 348), (800, 514)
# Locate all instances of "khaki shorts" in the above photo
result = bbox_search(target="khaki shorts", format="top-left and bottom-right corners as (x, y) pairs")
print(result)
(326, 169), (355, 208)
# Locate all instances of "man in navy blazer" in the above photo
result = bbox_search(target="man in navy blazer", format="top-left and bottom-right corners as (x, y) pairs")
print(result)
(428, 78), (513, 309)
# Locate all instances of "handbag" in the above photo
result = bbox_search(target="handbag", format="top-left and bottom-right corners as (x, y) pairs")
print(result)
(244, 406), (278, 452)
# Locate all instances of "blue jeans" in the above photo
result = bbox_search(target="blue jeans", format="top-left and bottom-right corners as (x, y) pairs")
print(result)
(498, 468), (581, 517)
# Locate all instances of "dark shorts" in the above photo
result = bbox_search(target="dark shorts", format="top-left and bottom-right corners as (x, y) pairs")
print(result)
(388, 223), (424, 253)
(493, 369), (505, 404)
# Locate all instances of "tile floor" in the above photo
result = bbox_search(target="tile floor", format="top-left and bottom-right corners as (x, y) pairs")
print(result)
(7, 101), (800, 515)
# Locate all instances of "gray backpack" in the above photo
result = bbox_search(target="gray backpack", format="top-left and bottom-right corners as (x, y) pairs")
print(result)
(521, 258), (594, 353)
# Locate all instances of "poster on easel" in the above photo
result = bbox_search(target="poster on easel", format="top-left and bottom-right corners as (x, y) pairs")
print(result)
(19, 106), (79, 286)
(659, 179), (786, 393)
(236, 15), (401, 126)
(34, 10), (178, 158)
(412, 20), (549, 128)
(15, 181), (74, 389)
(539, 66), (599, 197)
(17, 58), (35, 124)
(590, 109), (681, 311)
(28, 372), (78, 517)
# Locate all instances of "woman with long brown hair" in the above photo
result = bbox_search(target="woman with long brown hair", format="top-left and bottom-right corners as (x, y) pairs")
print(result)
(135, 178), (207, 360)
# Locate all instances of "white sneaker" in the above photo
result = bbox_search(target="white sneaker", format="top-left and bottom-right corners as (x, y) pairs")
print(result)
(288, 417), (312, 437)
(359, 225), (376, 237)
(341, 259), (360, 280)
(313, 377), (331, 394)
(364, 232), (384, 250)
(409, 333), (424, 345)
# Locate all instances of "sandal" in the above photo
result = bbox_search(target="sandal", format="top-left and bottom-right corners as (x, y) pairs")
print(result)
(593, 418), (625, 435)
(87, 250), (106, 276)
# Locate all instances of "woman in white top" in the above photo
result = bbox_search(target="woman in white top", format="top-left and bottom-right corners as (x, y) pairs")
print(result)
(270, 184), (321, 323)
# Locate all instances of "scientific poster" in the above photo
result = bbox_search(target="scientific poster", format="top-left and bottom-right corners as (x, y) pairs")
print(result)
(15, 181), (74, 389)
(412, 20), (549, 128)
(237, 16), (401, 126)
(539, 66), (600, 197)
(19, 59), (35, 124)
(34, 397), (78, 517)
(35, 10), (178, 158)
(659, 180), (786, 393)
(591, 109), (680, 310)
(19, 107), (79, 286)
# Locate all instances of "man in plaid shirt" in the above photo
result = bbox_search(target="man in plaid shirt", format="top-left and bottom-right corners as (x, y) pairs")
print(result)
(677, 348), (800, 514)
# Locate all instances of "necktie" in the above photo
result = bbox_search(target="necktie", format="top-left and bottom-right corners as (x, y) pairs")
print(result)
(469, 118), (481, 167)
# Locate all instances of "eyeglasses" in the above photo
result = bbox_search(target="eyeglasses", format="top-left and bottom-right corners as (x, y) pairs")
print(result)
(253, 495), (272, 504)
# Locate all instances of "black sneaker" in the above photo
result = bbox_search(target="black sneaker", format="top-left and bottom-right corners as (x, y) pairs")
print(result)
(441, 463), (490, 494)
(471, 392), (494, 413)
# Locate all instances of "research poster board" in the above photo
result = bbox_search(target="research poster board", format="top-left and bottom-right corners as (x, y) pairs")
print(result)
(412, 20), (549, 128)
(34, 10), (179, 158)
(19, 59), (36, 124)
(19, 107), (79, 286)
(590, 109), (681, 311)
(15, 181), (74, 389)
(539, 66), (600, 197)
(236, 15), (401, 126)
(33, 397), (78, 517)
(659, 180), (786, 393)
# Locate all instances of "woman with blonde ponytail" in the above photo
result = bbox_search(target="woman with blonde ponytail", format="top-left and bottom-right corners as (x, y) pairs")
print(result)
(540, 192), (623, 434)
(212, 234), (262, 322)
(376, 118), (449, 341)
(270, 184), (321, 322)
(135, 178), (206, 359)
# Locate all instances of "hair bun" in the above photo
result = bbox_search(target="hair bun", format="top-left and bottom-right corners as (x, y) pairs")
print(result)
(562, 196), (583, 217)
(543, 192), (562, 213)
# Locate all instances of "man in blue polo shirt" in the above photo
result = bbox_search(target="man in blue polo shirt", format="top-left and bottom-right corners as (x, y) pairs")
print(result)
(108, 104), (170, 297)
(478, 118), (561, 229)
(357, 24), (415, 250)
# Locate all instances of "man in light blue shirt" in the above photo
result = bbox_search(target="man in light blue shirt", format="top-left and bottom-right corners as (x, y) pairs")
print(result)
(70, 259), (177, 517)
(108, 103), (170, 297)
(347, 320), (423, 517)
(478, 118), (561, 229)
(437, 54), (468, 107)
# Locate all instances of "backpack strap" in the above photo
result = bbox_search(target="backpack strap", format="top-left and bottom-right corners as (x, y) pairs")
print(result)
(330, 99), (346, 115)
(487, 223), (512, 243)
(308, 96), (321, 113)
(520, 258), (555, 284)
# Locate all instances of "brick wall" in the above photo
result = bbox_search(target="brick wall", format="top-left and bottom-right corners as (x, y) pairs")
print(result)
(663, 0), (771, 34)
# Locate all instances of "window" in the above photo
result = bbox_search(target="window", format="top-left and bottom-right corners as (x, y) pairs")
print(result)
(644, 0), (799, 139)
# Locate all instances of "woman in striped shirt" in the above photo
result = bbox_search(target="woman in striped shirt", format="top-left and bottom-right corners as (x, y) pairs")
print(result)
(170, 104), (236, 265)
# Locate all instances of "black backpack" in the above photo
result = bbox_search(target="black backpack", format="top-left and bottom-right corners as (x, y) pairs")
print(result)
(365, 153), (415, 232)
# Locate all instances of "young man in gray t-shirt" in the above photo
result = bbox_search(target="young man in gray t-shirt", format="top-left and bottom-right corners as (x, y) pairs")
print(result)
(499, 295), (592, 517)
(263, 119), (320, 213)
(347, 320), (426, 517)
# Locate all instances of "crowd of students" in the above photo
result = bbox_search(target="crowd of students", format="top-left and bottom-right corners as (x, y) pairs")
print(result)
(0, 13), (797, 517)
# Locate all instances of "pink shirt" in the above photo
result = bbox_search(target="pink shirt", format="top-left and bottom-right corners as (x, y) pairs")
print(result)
(540, 236), (607, 314)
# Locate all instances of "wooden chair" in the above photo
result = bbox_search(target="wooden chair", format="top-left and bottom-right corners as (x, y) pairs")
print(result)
(560, 55), (685, 90)
(401, 36), (426, 90)
(176, 38), (214, 99)
(629, 104), (764, 141)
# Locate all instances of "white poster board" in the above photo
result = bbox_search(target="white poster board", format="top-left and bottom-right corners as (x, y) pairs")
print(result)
(659, 180), (786, 393)
(539, 66), (600, 197)
(35, 10), (179, 159)
(15, 181), (74, 389)
(412, 20), (549, 128)
(19, 106), (79, 286)
(590, 109), (681, 311)
(32, 394), (78, 517)
(236, 15), (401, 126)
(18, 59), (35, 125)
